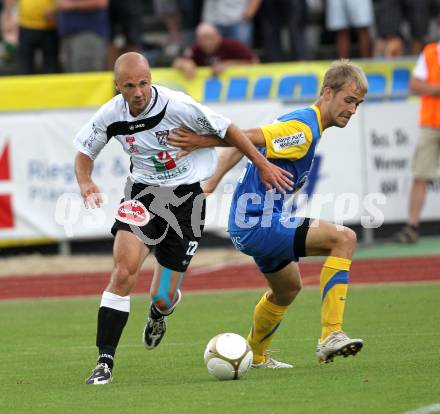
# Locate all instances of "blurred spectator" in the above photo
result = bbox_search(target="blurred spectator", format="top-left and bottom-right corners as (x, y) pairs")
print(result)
(395, 17), (440, 243)
(325, 0), (374, 58)
(259, 0), (308, 62)
(173, 22), (259, 79)
(108, 0), (143, 67)
(2, 0), (58, 74)
(153, 0), (182, 57)
(375, 0), (430, 58)
(0, 0), (19, 69)
(56, 0), (110, 72)
(201, 0), (262, 47)
(179, 0), (204, 47)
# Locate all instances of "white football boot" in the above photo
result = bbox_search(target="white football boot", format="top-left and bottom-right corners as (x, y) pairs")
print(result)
(316, 331), (363, 363)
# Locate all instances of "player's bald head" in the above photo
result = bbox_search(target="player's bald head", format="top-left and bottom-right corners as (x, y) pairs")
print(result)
(114, 52), (150, 81)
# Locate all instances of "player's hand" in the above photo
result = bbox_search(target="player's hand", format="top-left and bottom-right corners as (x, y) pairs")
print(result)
(79, 181), (103, 209)
(201, 178), (218, 196)
(257, 161), (294, 194)
(168, 128), (201, 159)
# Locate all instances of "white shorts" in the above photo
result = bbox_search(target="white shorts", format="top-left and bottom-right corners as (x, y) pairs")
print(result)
(326, 0), (374, 31)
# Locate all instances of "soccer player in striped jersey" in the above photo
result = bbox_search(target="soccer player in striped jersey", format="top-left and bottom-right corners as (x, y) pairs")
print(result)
(168, 60), (368, 367)
(75, 52), (293, 384)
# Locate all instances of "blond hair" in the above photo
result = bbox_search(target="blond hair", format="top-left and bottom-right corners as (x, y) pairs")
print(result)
(320, 60), (368, 95)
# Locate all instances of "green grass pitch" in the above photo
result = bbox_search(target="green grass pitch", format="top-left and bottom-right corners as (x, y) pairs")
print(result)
(1, 283), (439, 414)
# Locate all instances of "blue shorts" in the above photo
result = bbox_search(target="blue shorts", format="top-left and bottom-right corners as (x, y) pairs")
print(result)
(228, 215), (310, 274)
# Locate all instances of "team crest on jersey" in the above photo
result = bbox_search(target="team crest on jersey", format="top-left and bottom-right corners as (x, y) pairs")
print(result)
(150, 151), (176, 172)
(155, 130), (169, 146)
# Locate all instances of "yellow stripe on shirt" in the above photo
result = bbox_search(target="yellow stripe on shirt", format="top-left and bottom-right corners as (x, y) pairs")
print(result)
(261, 120), (312, 160)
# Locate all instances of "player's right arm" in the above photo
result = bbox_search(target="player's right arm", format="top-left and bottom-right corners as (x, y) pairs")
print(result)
(73, 103), (111, 208)
(74, 152), (102, 208)
(260, 120), (312, 160)
(202, 147), (244, 194)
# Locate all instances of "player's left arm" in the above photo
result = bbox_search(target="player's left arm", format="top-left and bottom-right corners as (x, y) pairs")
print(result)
(168, 121), (309, 161)
(168, 127), (265, 158)
(202, 147), (244, 195)
(261, 120), (312, 160)
(174, 98), (293, 192)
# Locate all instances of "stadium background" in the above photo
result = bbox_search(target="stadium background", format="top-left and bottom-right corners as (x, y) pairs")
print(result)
(0, 4), (439, 411)
(0, 59), (440, 255)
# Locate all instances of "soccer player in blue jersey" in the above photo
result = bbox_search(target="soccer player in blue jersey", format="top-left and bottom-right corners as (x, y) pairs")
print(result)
(168, 60), (368, 367)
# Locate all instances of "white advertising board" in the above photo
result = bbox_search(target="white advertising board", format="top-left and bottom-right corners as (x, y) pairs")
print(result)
(0, 100), (439, 242)
(0, 111), (129, 241)
(363, 101), (440, 222)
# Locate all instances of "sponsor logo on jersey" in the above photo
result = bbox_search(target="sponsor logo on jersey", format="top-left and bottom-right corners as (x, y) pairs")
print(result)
(145, 164), (189, 181)
(129, 122), (146, 131)
(116, 200), (150, 226)
(272, 132), (306, 151)
(149, 151), (176, 172)
(155, 129), (169, 146)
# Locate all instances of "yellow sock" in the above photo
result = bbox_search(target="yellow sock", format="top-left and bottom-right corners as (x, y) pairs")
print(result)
(320, 256), (351, 341)
(247, 293), (288, 364)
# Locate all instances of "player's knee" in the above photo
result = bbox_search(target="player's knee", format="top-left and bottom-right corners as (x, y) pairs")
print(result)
(273, 282), (301, 306)
(289, 275), (302, 296)
(342, 227), (357, 249)
(113, 263), (137, 280)
(110, 263), (137, 292)
(289, 280), (302, 302)
(333, 226), (356, 249)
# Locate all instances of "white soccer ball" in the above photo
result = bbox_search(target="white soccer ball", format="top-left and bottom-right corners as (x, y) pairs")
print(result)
(204, 333), (253, 380)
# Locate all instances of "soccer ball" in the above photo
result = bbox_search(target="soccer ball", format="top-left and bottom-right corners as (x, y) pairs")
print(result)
(204, 333), (253, 380)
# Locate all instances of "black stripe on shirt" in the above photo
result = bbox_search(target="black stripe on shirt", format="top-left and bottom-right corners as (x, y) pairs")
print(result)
(106, 102), (168, 141)
(146, 85), (159, 115)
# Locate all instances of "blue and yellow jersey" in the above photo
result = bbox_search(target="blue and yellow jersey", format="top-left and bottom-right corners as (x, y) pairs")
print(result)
(228, 105), (322, 231)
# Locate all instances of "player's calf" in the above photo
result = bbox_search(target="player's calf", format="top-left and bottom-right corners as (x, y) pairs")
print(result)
(143, 289), (182, 350)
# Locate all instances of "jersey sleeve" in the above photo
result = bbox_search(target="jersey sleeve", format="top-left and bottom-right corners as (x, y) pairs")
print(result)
(261, 120), (312, 160)
(73, 106), (109, 160)
(175, 95), (232, 139)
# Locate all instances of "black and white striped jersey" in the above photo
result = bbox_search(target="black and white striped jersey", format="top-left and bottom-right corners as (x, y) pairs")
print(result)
(74, 84), (231, 186)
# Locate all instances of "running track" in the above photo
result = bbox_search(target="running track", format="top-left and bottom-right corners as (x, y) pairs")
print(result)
(1, 256), (439, 300)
